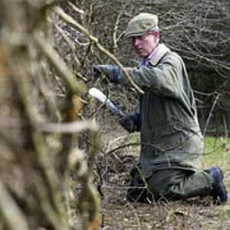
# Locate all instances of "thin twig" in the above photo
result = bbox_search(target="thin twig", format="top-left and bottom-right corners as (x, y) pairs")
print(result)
(54, 23), (82, 67)
(203, 93), (220, 137)
(67, 2), (85, 15)
(112, 11), (122, 52)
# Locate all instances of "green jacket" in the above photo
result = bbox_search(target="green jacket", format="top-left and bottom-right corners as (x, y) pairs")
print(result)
(119, 44), (204, 178)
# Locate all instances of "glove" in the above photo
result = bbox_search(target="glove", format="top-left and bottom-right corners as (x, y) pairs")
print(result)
(93, 64), (120, 84)
(119, 113), (141, 133)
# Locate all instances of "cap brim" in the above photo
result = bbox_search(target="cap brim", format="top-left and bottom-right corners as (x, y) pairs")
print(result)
(125, 31), (146, 38)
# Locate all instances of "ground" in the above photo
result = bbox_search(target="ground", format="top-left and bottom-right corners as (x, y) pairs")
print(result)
(93, 130), (230, 230)
(101, 190), (230, 230)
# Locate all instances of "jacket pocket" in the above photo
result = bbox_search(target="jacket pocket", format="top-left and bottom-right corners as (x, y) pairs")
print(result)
(153, 129), (187, 153)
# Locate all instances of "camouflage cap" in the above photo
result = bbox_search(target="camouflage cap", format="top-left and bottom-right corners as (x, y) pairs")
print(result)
(125, 13), (158, 38)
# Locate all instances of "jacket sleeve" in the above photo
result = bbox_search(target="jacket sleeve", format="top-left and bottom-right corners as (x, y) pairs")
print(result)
(118, 54), (186, 98)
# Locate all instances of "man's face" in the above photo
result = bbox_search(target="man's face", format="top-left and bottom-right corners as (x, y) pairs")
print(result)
(131, 31), (159, 58)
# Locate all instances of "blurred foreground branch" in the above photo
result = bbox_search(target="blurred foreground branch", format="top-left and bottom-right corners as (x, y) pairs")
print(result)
(0, 1), (101, 230)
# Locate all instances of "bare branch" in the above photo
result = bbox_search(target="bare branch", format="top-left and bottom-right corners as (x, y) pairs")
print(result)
(53, 6), (144, 94)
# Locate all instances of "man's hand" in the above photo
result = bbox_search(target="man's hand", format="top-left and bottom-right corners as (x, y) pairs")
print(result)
(119, 113), (140, 133)
(93, 64), (120, 84)
(92, 65), (105, 77)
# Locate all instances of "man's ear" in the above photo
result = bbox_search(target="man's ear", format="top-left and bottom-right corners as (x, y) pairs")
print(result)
(153, 30), (159, 38)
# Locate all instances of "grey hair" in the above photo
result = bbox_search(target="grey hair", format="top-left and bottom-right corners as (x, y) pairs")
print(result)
(149, 26), (159, 32)
(149, 26), (160, 43)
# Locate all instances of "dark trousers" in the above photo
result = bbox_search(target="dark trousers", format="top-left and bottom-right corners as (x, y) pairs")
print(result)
(127, 166), (213, 203)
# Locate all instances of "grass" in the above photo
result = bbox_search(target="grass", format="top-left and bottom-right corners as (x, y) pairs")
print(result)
(201, 136), (230, 171)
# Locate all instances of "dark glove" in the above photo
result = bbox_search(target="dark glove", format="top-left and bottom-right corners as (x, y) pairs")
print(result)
(119, 113), (141, 133)
(93, 64), (120, 84)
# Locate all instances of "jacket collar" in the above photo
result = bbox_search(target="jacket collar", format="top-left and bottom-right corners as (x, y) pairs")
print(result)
(148, 43), (170, 66)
